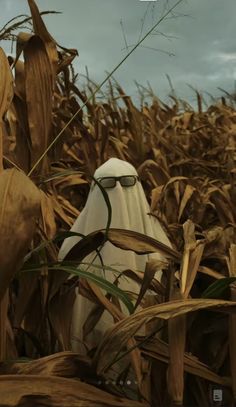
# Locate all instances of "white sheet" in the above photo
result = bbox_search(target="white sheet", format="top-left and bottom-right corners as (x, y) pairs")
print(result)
(58, 158), (171, 353)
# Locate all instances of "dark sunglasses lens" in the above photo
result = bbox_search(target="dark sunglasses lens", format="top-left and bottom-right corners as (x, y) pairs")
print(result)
(99, 178), (116, 188)
(120, 176), (137, 187)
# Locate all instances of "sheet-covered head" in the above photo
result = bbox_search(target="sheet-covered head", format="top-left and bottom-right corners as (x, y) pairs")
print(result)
(94, 157), (137, 177)
(59, 157), (170, 260)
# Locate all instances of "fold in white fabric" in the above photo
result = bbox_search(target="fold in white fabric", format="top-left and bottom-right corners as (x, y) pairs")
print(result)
(58, 158), (171, 353)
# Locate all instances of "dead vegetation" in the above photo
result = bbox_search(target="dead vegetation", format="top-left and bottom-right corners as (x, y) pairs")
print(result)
(0, 0), (236, 406)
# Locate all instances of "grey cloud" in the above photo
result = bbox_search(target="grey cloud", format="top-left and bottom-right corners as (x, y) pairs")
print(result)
(1, 0), (236, 106)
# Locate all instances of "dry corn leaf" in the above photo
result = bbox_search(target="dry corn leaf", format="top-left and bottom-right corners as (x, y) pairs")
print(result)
(0, 169), (41, 301)
(0, 48), (13, 119)
(24, 35), (54, 174)
(167, 313), (186, 405)
(209, 187), (235, 225)
(50, 195), (75, 227)
(48, 287), (76, 351)
(178, 184), (196, 222)
(150, 185), (163, 212)
(167, 279), (186, 406)
(198, 266), (225, 280)
(14, 59), (26, 100)
(184, 242), (205, 298)
(27, 0), (58, 69)
(229, 244), (236, 278)
(138, 160), (169, 187)
(0, 374), (147, 407)
(0, 169), (40, 360)
(57, 194), (80, 218)
(134, 259), (162, 311)
(180, 220), (196, 295)
(0, 48), (14, 171)
(105, 229), (180, 261)
(180, 220), (206, 298)
(123, 268), (165, 297)
(84, 280), (125, 323)
(6, 93), (32, 173)
(95, 298), (236, 375)
(0, 351), (90, 378)
(53, 174), (87, 189)
(13, 272), (39, 328)
(40, 191), (57, 240)
(141, 337), (230, 386)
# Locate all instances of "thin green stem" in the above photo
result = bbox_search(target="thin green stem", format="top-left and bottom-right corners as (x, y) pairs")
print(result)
(27, 0), (184, 177)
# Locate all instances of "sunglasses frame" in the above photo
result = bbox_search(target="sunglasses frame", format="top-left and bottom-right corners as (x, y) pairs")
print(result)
(96, 175), (140, 188)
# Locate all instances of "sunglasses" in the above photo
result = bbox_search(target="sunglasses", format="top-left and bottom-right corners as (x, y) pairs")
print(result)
(96, 175), (140, 188)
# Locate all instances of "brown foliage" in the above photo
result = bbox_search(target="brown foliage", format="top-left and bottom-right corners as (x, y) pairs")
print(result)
(0, 0), (236, 406)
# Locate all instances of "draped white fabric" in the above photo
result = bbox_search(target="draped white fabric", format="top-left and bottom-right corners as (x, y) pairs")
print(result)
(58, 158), (171, 353)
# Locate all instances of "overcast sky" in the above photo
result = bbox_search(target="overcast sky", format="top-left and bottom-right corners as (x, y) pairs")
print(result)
(1, 0), (236, 107)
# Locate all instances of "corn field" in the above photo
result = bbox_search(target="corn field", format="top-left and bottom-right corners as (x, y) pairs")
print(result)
(0, 1), (236, 406)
